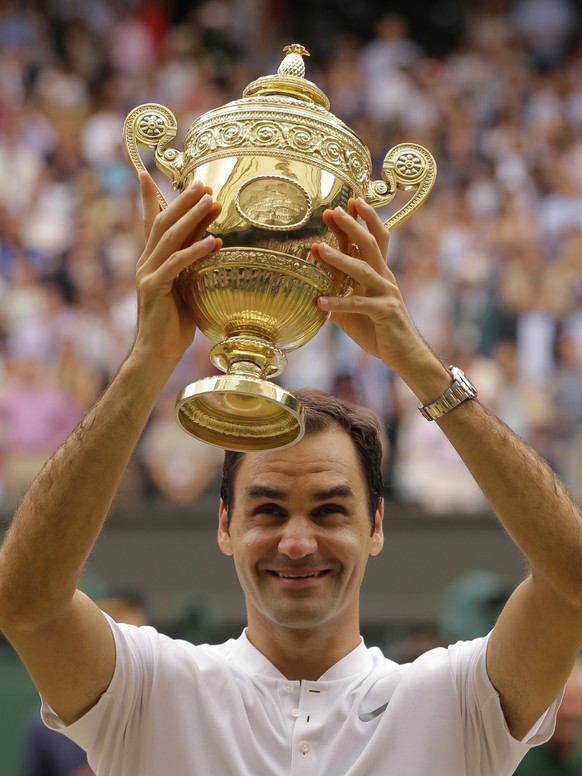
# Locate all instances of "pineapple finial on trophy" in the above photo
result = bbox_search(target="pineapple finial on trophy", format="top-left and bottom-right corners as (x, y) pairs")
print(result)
(278, 44), (310, 78)
(243, 43), (329, 107)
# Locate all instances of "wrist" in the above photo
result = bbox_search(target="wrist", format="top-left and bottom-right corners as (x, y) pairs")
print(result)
(121, 348), (179, 397)
(398, 354), (452, 405)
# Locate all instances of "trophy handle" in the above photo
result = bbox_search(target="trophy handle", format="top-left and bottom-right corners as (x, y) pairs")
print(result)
(122, 103), (184, 210)
(365, 143), (437, 231)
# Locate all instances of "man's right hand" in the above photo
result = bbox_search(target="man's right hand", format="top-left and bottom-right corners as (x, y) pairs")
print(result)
(132, 171), (222, 368)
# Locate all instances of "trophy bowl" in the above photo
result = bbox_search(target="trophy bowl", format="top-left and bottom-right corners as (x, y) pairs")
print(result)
(123, 44), (437, 451)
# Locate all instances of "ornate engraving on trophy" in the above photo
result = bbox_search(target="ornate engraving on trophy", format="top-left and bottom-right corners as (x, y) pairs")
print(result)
(235, 175), (312, 230)
(183, 112), (371, 191)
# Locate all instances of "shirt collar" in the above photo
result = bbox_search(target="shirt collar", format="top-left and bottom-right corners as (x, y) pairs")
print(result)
(231, 629), (372, 682)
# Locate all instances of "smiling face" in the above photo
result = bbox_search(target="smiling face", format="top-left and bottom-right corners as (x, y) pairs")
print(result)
(218, 427), (384, 656)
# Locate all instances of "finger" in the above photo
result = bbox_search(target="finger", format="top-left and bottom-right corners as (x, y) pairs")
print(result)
(353, 197), (390, 257)
(139, 171), (162, 241)
(314, 241), (392, 294)
(328, 206), (388, 272)
(148, 234), (222, 289)
(141, 191), (216, 273)
(184, 200), (222, 247)
(322, 209), (351, 254)
(317, 289), (394, 313)
(144, 179), (206, 253)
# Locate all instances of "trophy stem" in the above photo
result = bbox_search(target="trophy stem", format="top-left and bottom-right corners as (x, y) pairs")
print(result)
(229, 361), (264, 377)
(210, 336), (288, 379)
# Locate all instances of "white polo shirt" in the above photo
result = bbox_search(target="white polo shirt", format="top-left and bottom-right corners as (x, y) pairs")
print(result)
(42, 617), (560, 775)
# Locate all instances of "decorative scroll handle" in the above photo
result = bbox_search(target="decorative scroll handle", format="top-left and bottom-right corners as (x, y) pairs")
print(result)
(364, 143), (437, 231)
(122, 103), (184, 210)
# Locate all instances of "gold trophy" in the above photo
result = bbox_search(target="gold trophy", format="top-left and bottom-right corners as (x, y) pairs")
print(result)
(123, 44), (436, 451)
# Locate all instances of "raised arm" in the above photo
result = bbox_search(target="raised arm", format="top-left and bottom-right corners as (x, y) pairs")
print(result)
(0, 174), (221, 725)
(316, 199), (582, 739)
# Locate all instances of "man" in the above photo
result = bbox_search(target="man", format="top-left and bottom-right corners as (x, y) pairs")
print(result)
(0, 173), (581, 774)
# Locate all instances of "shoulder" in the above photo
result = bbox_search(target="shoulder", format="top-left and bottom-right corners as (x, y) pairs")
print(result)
(399, 636), (490, 678)
(108, 617), (239, 678)
(369, 636), (492, 709)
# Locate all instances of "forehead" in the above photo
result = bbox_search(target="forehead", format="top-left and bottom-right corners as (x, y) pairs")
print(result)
(233, 428), (365, 497)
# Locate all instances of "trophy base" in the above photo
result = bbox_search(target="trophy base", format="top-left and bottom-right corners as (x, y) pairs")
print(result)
(175, 375), (305, 451)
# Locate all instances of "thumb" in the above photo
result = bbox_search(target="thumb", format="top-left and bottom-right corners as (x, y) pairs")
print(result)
(139, 170), (162, 241)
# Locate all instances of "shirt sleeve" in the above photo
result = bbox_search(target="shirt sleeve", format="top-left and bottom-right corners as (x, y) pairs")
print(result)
(40, 613), (158, 774)
(448, 634), (563, 775)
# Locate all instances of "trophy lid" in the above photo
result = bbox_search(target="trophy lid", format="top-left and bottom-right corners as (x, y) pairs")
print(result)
(243, 44), (330, 110)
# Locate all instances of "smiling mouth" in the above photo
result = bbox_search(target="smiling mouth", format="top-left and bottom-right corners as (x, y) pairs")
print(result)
(267, 570), (330, 580)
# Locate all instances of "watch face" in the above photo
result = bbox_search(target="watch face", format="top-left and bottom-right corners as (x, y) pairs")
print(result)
(449, 366), (477, 397)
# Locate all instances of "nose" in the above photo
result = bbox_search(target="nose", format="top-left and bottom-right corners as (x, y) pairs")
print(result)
(277, 516), (318, 559)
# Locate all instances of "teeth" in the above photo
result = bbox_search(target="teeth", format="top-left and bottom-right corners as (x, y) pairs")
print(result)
(276, 571), (324, 578)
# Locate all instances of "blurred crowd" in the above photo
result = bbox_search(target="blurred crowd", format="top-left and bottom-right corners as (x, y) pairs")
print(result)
(2, 0), (582, 514)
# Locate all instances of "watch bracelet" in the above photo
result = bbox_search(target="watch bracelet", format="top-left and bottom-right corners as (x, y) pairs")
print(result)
(418, 366), (477, 421)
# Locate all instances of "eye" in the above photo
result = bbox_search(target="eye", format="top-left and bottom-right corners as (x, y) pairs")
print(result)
(312, 504), (346, 520)
(255, 503), (282, 514)
(251, 503), (286, 522)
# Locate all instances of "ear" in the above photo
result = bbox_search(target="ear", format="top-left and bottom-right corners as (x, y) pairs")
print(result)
(370, 500), (384, 557)
(218, 499), (233, 556)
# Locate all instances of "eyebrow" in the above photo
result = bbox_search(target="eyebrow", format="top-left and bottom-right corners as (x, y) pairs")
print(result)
(245, 484), (355, 501)
(246, 485), (285, 500)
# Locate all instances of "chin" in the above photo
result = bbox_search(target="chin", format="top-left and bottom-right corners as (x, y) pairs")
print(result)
(265, 604), (339, 631)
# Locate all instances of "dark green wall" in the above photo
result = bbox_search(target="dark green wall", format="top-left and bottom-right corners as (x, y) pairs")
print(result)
(0, 650), (39, 776)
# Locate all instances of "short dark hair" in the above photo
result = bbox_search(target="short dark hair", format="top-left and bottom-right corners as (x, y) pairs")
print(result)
(220, 388), (385, 534)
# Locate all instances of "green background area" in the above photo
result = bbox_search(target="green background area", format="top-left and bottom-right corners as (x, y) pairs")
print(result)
(0, 647), (40, 776)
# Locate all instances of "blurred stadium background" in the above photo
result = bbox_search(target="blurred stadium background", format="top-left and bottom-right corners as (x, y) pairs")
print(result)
(2, 0), (582, 772)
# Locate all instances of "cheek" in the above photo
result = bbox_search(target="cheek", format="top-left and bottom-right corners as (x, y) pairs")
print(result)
(332, 526), (372, 554)
(231, 525), (275, 556)
(336, 531), (377, 577)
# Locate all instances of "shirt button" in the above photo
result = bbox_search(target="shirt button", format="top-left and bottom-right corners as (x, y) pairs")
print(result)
(282, 683), (293, 693)
(290, 708), (300, 718)
(299, 742), (310, 755)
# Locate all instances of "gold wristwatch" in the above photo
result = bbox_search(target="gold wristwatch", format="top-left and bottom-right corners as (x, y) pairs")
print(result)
(418, 366), (478, 421)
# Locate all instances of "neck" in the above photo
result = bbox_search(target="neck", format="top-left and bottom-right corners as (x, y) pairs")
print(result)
(246, 618), (362, 680)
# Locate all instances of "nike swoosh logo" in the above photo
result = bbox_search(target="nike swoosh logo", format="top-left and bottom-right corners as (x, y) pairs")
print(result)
(358, 702), (389, 722)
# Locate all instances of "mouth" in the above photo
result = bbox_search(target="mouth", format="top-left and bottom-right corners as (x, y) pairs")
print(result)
(266, 570), (330, 581)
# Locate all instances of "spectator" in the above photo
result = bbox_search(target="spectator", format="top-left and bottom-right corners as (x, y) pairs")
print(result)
(0, 355), (83, 503)
(141, 393), (223, 504)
